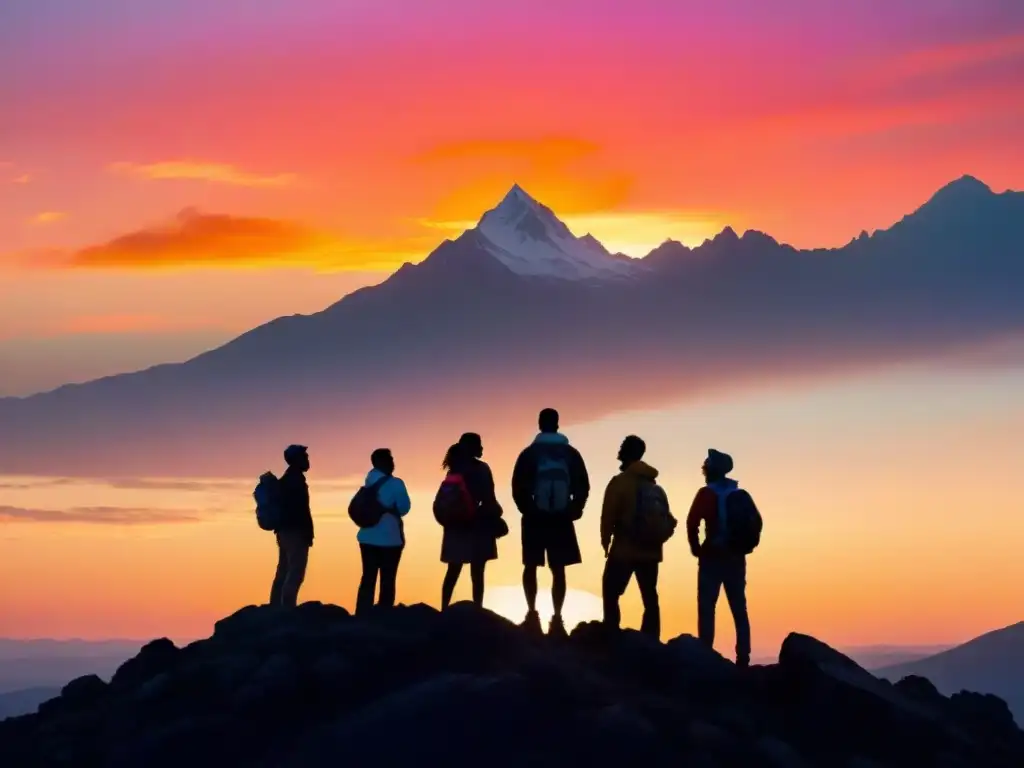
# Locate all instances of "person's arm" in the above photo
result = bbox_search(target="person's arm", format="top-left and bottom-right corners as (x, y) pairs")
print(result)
(510, 448), (533, 515)
(392, 478), (412, 517)
(599, 477), (620, 556)
(569, 447), (590, 517)
(300, 478), (314, 545)
(685, 489), (705, 558)
(479, 462), (503, 518)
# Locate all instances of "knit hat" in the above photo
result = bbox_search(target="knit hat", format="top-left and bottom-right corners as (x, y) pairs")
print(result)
(705, 449), (734, 476)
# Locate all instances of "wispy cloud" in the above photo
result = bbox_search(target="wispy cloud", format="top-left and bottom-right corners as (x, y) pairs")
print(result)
(30, 211), (66, 226)
(12, 174), (32, 184)
(109, 161), (298, 188)
(65, 208), (337, 269)
(0, 505), (202, 525)
(20, 208), (431, 271)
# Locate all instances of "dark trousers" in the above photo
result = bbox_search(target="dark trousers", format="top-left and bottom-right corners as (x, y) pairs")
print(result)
(270, 530), (310, 607)
(602, 559), (661, 639)
(697, 556), (750, 662)
(356, 544), (403, 616)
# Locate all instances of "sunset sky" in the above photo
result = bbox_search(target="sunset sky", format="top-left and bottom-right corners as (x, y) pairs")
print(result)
(0, 1), (1023, 652)
(3, 0), (1024, 395)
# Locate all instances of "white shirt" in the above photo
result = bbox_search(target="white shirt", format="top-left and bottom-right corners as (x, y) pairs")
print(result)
(356, 469), (411, 548)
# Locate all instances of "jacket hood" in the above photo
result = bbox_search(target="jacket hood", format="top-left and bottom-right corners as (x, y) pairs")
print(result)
(365, 468), (392, 486)
(533, 431), (570, 446)
(625, 460), (658, 480)
(707, 477), (739, 495)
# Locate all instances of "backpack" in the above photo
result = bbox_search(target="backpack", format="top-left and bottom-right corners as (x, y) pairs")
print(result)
(254, 472), (283, 531)
(722, 489), (763, 555)
(627, 478), (677, 547)
(433, 473), (476, 527)
(533, 447), (572, 513)
(348, 475), (392, 529)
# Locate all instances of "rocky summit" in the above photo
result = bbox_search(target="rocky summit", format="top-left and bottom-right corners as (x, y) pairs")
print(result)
(1, 603), (1020, 768)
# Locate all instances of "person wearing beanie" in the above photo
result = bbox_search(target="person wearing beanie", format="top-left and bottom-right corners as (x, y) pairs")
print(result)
(685, 448), (757, 667)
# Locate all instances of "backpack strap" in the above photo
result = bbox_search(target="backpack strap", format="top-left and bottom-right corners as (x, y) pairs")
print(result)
(370, 474), (394, 509)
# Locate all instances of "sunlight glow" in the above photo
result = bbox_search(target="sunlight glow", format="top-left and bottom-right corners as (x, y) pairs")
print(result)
(483, 585), (603, 632)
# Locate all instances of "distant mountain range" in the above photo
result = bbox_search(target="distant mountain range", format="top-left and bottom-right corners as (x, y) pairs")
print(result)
(1, 175), (1022, 482)
(878, 621), (1024, 725)
(0, 639), (144, 720)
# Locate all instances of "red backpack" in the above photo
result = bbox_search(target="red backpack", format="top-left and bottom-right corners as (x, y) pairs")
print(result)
(433, 473), (476, 527)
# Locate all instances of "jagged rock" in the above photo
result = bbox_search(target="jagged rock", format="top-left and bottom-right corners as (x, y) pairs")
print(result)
(110, 637), (179, 690)
(666, 633), (741, 685)
(0, 604), (1020, 768)
(60, 674), (108, 707)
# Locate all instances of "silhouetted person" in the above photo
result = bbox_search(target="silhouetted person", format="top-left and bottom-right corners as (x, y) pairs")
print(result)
(270, 444), (313, 607)
(600, 435), (672, 639)
(512, 408), (590, 636)
(686, 449), (752, 667)
(355, 448), (411, 616)
(439, 433), (503, 609)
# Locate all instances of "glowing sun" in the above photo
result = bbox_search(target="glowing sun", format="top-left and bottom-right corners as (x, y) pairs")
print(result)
(483, 585), (604, 632)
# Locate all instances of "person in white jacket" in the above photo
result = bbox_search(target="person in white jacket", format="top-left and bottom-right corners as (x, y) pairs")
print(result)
(355, 448), (412, 615)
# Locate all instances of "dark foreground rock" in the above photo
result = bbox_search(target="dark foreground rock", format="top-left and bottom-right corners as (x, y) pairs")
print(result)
(1, 602), (1020, 768)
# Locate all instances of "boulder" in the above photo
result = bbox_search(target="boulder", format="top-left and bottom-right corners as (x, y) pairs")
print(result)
(60, 674), (108, 707)
(110, 637), (179, 690)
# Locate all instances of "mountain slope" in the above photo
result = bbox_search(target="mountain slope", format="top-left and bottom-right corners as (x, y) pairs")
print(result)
(0, 176), (1022, 482)
(878, 622), (1024, 724)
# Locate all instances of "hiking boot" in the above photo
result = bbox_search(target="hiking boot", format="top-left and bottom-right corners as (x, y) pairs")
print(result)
(548, 615), (568, 639)
(521, 610), (543, 635)
(736, 654), (750, 670)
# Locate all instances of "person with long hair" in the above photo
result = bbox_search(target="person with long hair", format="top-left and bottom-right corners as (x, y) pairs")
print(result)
(437, 433), (504, 608)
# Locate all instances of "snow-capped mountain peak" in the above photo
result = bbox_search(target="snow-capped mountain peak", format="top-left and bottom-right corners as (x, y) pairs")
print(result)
(474, 185), (636, 280)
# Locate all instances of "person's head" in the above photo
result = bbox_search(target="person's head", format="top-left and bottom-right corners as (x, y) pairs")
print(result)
(702, 449), (733, 482)
(284, 444), (309, 472)
(442, 442), (465, 472)
(371, 448), (394, 475)
(458, 432), (483, 459)
(617, 435), (646, 467)
(538, 408), (559, 434)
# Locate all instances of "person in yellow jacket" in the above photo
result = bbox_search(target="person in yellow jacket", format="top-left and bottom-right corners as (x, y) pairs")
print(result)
(600, 435), (676, 638)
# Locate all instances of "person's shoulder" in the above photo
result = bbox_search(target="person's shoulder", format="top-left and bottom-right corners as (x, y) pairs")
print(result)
(515, 443), (536, 462)
(606, 471), (628, 490)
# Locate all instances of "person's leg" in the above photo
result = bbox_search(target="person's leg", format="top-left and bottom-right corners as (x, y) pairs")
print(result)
(441, 563), (462, 609)
(550, 564), (567, 618)
(470, 561), (486, 607)
(356, 544), (380, 616)
(696, 558), (723, 649)
(521, 517), (543, 620)
(377, 546), (403, 609)
(280, 535), (309, 608)
(269, 534), (289, 605)
(522, 565), (539, 612)
(601, 559), (632, 631)
(722, 557), (751, 666)
(635, 562), (661, 640)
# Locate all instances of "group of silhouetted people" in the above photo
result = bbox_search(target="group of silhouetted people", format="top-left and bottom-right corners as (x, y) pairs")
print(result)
(256, 408), (762, 666)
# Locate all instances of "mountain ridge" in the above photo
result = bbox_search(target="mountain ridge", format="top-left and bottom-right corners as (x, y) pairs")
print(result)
(0, 175), (1022, 481)
(0, 174), (1014, 405)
